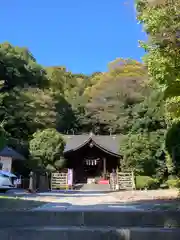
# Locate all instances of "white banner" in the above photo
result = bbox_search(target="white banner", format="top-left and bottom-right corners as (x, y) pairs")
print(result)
(67, 169), (73, 185)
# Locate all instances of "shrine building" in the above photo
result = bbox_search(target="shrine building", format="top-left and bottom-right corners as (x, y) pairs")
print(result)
(63, 133), (122, 184)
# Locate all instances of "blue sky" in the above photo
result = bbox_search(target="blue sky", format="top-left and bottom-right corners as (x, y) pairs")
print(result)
(1, 0), (146, 74)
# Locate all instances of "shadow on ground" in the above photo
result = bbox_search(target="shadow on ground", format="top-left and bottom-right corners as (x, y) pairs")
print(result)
(30, 199), (180, 211)
(0, 193), (180, 211)
(1, 195), (180, 231)
(123, 198), (180, 210)
(1, 189), (114, 198)
(1, 197), (180, 232)
(0, 196), (46, 211)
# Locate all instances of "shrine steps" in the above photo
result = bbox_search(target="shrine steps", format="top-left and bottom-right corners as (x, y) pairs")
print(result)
(1, 226), (180, 240)
(1, 210), (180, 228)
(1, 210), (180, 239)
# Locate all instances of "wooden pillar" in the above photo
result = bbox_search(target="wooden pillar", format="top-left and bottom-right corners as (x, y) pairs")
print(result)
(103, 157), (106, 179)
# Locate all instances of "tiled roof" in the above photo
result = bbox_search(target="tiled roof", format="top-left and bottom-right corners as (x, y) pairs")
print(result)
(0, 147), (25, 160)
(63, 134), (125, 156)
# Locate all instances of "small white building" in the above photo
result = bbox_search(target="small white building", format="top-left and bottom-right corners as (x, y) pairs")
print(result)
(0, 146), (25, 172)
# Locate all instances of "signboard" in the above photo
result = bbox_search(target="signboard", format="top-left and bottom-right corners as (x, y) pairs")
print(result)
(0, 156), (12, 172)
(67, 169), (73, 186)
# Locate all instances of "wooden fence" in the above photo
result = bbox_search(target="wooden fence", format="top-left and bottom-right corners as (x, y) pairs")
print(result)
(110, 171), (135, 190)
(117, 171), (135, 190)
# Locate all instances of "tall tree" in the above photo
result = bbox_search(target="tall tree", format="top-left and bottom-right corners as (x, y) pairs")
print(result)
(120, 88), (167, 178)
(136, 0), (180, 176)
(0, 42), (48, 91)
(29, 128), (66, 171)
(136, 0), (180, 120)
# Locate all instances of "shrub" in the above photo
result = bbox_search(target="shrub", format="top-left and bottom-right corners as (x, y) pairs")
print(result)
(135, 176), (159, 190)
(166, 179), (180, 189)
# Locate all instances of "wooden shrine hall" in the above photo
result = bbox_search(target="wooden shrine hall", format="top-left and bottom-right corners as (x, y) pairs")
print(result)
(63, 133), (122, 184)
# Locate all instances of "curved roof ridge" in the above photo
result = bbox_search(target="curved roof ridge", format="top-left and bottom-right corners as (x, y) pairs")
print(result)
(63, 135), (92, 153)
(91, 136), (120, 157)
(63, 134), (121, 157)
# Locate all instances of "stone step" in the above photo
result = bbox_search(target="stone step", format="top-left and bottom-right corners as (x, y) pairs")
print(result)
(1, 210), (180, 228)
(1, 226), (180, 240)
(80, 183), (110, 191)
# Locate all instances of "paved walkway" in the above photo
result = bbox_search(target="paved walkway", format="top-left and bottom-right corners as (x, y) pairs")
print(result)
(31, 191), (143, 211)
(3, 189), (180, 211)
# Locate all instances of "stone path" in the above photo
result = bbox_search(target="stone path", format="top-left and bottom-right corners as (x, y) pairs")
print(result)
(28, 190), (179, 211)
(31, 191), (132, 211)
(2, 189), (180, 211)
(33, 202), (143, 211)
(22, 191), (143, 211)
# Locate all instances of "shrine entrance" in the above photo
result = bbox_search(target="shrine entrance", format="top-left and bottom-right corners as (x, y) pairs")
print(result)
(63, 134), (121, 184)
(83, 157), (101, 179)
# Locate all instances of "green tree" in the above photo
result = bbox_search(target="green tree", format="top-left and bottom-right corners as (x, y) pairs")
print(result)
(80, 59), (148, 134)
(131, 89), (166, 133)
(136, 0), (180, 177)
(120, 131), (166, 178)
(0, 42), (57, 144)
(120, 88), (167, 179)
(0, 42), (48, 90)
(0, 122), (8, 150)
(0, 88), (57, 141)
(29, 128), (66, 171)
(136, 0), (180, 120)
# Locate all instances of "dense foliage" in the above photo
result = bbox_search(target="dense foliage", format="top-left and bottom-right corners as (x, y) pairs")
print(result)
(0, 41), (172, 182)
(29, 129), (66, 171)
(0, 1), (179, 188)
(136, 0), (180, 180)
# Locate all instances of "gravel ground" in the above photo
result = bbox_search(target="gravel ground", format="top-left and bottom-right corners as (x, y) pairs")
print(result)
(28, 189), (180, 203)
(111, 189), (180, 202)
(0, 196), (45, 211)
(0, 189), (180, 211)
(110, 189), (180, 210)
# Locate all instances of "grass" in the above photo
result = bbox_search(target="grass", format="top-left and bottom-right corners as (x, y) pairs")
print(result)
(0, 196), (45, 211)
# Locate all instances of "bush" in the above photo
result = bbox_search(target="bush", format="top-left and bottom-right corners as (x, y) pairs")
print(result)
(135, 176), (159, 190)
(166, 179), (180, 189)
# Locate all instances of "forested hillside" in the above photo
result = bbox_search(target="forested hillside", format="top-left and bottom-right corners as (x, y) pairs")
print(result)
(0, 43), (152, 138)
(0, 42), (169, 185)
(1, 0), (180, 190)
